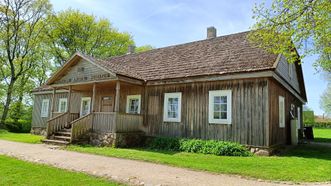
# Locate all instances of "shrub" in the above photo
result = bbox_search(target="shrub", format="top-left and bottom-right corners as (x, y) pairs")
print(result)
(145, 137), (252, 157)
(304, 122), (331, 129)
(4, 119), (31, 133)
(303, 111), (315, 123)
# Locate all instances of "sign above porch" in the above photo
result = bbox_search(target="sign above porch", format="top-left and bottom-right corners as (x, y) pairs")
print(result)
(52, 57), (116, 85)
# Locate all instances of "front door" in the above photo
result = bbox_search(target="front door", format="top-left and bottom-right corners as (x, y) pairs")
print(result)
(100, 96), (114, 112)
(80, 97), (91, 117)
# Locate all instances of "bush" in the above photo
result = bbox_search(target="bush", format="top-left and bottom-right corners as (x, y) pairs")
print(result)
(145, 137), (252, 157)
(4, 119), (31, 133)
(304, 122), (331, 129)
(303, 111), (315, 123)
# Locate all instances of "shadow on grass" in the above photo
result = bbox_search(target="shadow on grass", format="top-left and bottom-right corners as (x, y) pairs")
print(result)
(314, 137), (331, 143)
(281, 144), (331, 161)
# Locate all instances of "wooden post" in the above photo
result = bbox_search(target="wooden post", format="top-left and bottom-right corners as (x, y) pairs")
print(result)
(91, 83), (96, 113)
(67, 85), (72, 125)
(50, 88), (56, 118)
(115, 81), (120, 112)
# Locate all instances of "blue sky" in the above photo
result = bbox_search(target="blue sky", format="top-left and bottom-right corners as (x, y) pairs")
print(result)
(50, 0), (327, 115)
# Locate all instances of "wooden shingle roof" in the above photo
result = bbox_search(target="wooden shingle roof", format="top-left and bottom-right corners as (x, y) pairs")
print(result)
(92, 31), (278, 81)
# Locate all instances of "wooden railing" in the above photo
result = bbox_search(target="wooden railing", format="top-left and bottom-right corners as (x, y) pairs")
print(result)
(46, 112), (68, 137)
(70, 113), (80, 121)
(115, 113), (143, 132)
(93, 112), (116, 132)
(71, 113), (93, 142)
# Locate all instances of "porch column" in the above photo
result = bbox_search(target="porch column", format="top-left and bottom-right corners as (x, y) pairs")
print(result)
(91, 83), (96, 113)
(67, 85), (72, 124)
(50, 88), (56, 118)
(114, 81), (120, 112)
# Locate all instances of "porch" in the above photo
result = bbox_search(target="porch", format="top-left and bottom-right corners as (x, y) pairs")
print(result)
(44, 80), (144, 144)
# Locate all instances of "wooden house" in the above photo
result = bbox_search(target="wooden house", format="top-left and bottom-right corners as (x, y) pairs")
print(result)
(31, 27), (307, 148)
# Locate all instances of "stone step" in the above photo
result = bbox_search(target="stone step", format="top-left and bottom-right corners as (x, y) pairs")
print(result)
(42, 139), (69, 145)
(55, 131), (71, 136)
(54, 135), (71, 141)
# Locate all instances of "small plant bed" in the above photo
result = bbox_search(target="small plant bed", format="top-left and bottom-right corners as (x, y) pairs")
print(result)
(313, 128), (331, 143)
(66, 144), (331, 182)
(0, 130), (44, 144)
(145, 137), (252, 156)
(0, 155), (122, 186)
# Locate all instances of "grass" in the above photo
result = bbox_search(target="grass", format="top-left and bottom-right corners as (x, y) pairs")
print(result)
(314, 128), (331, 143)
(67, 145), (331, 183)
(0, 129), (44, 144)
(0, 155), (121, 186)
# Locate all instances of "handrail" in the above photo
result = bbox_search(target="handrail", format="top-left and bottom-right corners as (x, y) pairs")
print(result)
(47, 112), (68, 122)
(70, 113), (93, 143)
(46, 112), (69, 137)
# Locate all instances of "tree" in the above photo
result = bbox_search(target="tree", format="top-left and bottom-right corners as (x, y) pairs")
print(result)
(136, 45), (154, 53)
(250, 0), (331, 70)
(0, 0), (52, 127)
(320, 84), (331, 117)
(45, 9), (134, 66)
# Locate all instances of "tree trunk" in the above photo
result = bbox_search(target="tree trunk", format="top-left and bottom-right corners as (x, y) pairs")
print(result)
(0, 80), (15, 128)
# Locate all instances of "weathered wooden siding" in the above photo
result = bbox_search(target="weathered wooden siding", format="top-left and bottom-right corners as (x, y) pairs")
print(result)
(32, 92), (81, 128)
(53, 59), (116, 85)
(275, 55), (300, 93)
(268, 78), (301, 146)
(144, 78), (269, 147)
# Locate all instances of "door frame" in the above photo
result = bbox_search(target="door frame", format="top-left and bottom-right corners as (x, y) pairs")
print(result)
(80, 97), (91, 116)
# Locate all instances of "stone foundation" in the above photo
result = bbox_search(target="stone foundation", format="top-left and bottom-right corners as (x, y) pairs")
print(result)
(30, 127), (47, 136)
(88, 131), (145, 148)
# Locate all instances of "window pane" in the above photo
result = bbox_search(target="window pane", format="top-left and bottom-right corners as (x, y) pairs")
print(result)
(214, 96), (221, 104)
(221, 112), (227, 119)
(221, 104), (227, 112)
(214, 104), (221, 111)
(129, 99), (139, 113)
(214, 111), (220, 119)
(167, 97), (179, 119)
(220, 96), (227, 104)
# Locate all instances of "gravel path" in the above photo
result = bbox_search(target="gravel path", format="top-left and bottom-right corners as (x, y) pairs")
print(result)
(0, 140), (329, 186)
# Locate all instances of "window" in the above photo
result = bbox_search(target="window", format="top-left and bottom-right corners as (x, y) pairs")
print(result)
(58, 98), (68, 113)
(289, 63), (293, 79)
(41, 99), (49, 117)
(163, 92), (181, 122)
(126, 95), (141, 114)
(279, 96), (285, 128)
(209, 90), (232, 124)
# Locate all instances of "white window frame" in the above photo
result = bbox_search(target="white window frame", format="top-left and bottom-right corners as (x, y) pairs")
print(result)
(58, 98), (68, 113)
(208, 90), (232, 124)
(126, 95), (141, 114)
(41, 99), (49, 118)
(279, 96), (285, 128)
(163, 92), (182, 122)
(80, 97), (91, 116)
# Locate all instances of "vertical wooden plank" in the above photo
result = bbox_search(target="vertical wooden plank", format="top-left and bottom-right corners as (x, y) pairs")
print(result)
(50, 88), (56, 118)
(115, 81), (120, 112)
(67, 86), (72, 125)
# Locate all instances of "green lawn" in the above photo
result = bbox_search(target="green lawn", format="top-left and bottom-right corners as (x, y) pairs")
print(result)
(314, 128), (331, 143)
(0, 155), (121, 186)
(0, 130), (44, 143)
(67, 145), (331, 183)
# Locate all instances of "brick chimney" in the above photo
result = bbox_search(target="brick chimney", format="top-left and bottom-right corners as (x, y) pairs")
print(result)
(127, 45), (136, 54)
(207, 26), (217, 39)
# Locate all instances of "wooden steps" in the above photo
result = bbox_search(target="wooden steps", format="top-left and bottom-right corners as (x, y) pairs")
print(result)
(43, 128), (72, 146)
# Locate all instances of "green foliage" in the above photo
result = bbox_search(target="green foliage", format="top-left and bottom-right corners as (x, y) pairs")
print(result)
(146, 137), (251, 157)
(46, 9), (134, 66)
(4, 119), (31, 133)
(303, 111), (315, 123)
(136, 45), (154, 53)
(320, 85), (331, 116)
(304, 121), (331, 129)
(250, 0), (331, 71)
